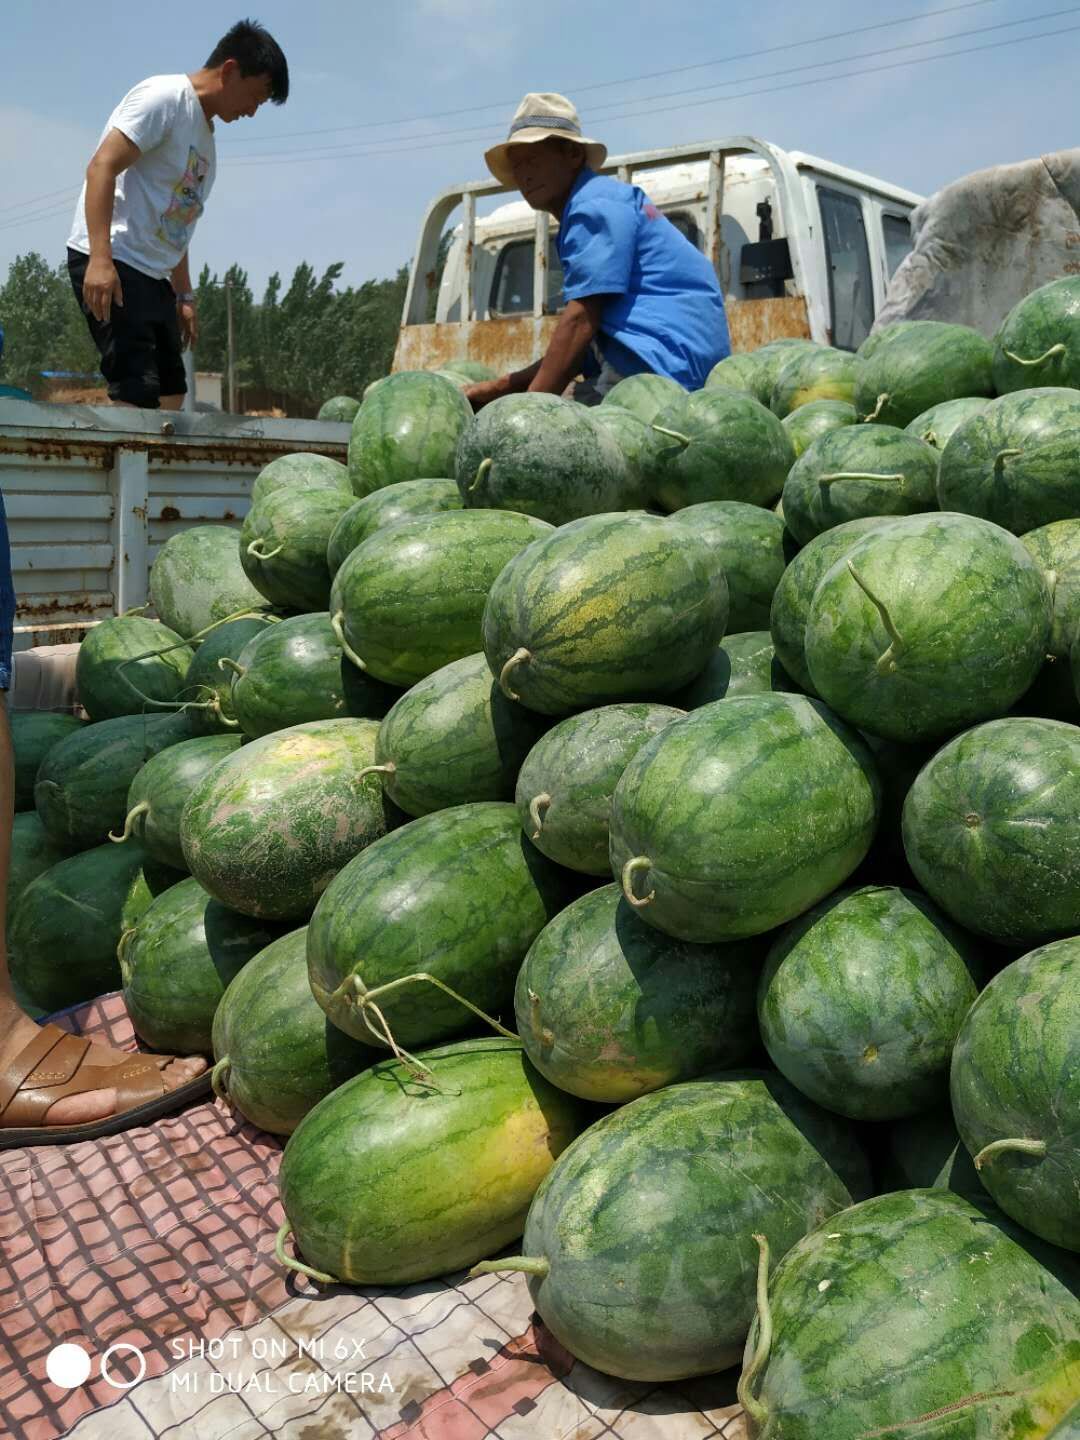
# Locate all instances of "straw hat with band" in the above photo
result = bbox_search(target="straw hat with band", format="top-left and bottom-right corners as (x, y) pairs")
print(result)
(485, 92), (607, 189)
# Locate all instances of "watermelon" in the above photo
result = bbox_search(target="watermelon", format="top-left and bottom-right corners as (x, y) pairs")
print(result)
(515, 884), (761, 1101)
(737, 1189), (1080, 1439)
(667, 500), (794, 631)
(7, 813), (73, 926)
(239, 485), (353, 613)
(439, 361), (494, 383)
(482, 513), (728, 715)
(951, 938), (1080, 1252)
(805, 513), (1052, 742)
(781, 425), (938, 546)
(348, 371), (472, 498)
(325, 479), (462, 577)
(180, 718), (400, 921)
(855, 320), (922, 363)
(609, 694), (880, 943)
(11, 712), (83, 812)
(1017, 519), (1080, 719)
(148, 525), (266, 641)
(76, 616), (193, 722)
(757, 885), (982, 1121)
(704, 352), (760, 394)
(904, 394), (990, 450)
(307, 801), (569, 1050)
(514, 702), (684, 874)
(649, 389), (795, 511)
(746, 339), (820, 407)
(276, 1038), (584, 1286)
(115, 733), (242, 871)
(993, 275), (1080, 394)
(588, 406), (655, 508)
(181, 615), (275, 735)
(770, 347), (857, 418)
(331, 509), (552, 689)
(366, 652), (550, 818)
(881, 1106), (986, 1202)
(9, 839), (153, 1012)
(210, 928), (378, 1135)
(229, 612), (398, 739)
(455, 393), (630, 523)
(858, 732), (934, 876)
(937, 387), (1080, 534)
(781, 398), (857, 458)
(120, 876), (282, 1053)
(902, 716), (1080, 944)
(855, 320), (995, 428)
(472, 1073), (871, 1380)
(316, 395), (360, 423)
(600, 372), (685, 424)
(250, 452), (351, 507)
(676, 631), (798, 707)
(35, 711), (192, 849)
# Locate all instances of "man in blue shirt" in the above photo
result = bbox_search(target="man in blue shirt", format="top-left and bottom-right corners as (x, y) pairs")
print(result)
(466, 92), (731, 410)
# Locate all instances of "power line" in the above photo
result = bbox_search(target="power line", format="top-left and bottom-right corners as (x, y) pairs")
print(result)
(2, 183), (83, 215)
(0, 197), (78, 236)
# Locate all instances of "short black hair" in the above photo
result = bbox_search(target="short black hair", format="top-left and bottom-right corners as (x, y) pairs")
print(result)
(206, 19), (289, 104)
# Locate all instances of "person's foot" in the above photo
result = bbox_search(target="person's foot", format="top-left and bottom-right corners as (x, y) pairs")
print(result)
(1, 1008), (207, 1127)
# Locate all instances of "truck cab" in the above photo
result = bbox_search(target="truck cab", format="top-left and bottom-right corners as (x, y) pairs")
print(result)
(394, 136), (922, 375)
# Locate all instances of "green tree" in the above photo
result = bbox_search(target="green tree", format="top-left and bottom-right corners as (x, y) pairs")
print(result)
(0, 252), (98, 392)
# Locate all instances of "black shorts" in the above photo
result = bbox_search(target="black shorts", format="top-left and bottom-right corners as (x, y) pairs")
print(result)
(67, 248), (186, 407)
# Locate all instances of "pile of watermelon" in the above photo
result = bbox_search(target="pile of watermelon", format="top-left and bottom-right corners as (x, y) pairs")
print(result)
(11, 277), (1080, 1436)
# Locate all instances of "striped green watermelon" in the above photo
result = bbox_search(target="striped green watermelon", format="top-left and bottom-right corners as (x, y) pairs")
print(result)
(609, 695), (880, 943)
(348, 371), (472, 498)
(240, 486), (353, 613)
(276, 1038), (584, 1286)
(120, 876), (281, 1053)
(12, 712), (83, 812)
(472, 1073), (871, 1380)
(326, 479), (462, 577)
(902, 717), (1080, 944)
(332, 509), (552, 689)
(757, 885), (982, 1120)
(781, 398), (857, 458)
(781, 425), (938, 546)
(951, 938), (1079, 1252)
(704, 352), (760, 394)
(114, 733), (241, 872)
(904, 395), (990, 450)
(600, 372), (685, 423)
(650, 389), (795, 511)
(75, 616), (193, 722)
(854, 320), (995, 428)
(667, 501), (794, 631)
(770, 347), (857, 418)
(455, 393), (630, 522)
(7, 813), (73, 926)
(482, 513), (728, 715)
(308, 801), (570, 1050)
(588, 406), (655, 508)
(881, 1106), (986, 1202)
(515, 884), (761, 1101)
(937, 387), (1080, 534)
(746, 339), (821, 407)
(148, 525), (266, 642)
(514, 702), (684, 875)
(805, 513), (1052, 742)
(210, 927), (379, 1135)
(316, 396), (361, 423)
(769, 518), (896, 695)
(229, 612), (398, 739)
(180, 718), (401, 921)
(1017, 519), (1080, 719)
(855, 320), (922, 363)
(35, 711), (193, 849)
(366, 652), (550, 818)
(181, 615), (276, 735)
(993, 275), (1080, 394)
(676, 632), (798, 708)
(251, 452), (351, 507)
(439, 361), (494, 382)
(737, 1189), (1080, 1439)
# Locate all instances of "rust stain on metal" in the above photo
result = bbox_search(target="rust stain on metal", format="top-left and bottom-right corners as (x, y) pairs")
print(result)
(223, 509), (236, 521)
(16, 594), (111, 620)
(0, 437), (112, 467)
(728, 296), (811, 352)
(0, 434), (346, 468)
(159, 504), (181, 521)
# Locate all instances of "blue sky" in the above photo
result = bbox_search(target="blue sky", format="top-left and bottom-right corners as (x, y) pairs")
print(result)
(1, 0), (1076, 297)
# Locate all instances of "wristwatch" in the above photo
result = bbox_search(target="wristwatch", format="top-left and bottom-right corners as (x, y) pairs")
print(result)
(176, 291), (196, 304)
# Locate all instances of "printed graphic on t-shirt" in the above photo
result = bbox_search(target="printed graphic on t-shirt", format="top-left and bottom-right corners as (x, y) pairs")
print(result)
(158, 146), (210, 250)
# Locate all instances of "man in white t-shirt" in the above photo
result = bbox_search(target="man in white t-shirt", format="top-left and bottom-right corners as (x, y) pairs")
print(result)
(66, 19), (288, 410)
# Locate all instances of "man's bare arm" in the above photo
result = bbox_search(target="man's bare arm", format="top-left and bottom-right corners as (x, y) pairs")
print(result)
(464, 296), (606, 411)
(171, 252), (198, 347)
(81, 128), (141, 323)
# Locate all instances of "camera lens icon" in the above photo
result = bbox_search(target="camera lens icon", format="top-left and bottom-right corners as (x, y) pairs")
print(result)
(46, 1342), (147, 1391)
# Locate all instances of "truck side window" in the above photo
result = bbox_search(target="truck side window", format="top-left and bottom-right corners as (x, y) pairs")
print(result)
(489, 238), (564, 317)
(818, 186), (874, 351)
(882, 213), (913, 278)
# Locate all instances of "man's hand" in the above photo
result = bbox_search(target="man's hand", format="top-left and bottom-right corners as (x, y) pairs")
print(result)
(82, 255), (124, 324)
(177, 298), (198, 349)
(465, 379), (505, 412)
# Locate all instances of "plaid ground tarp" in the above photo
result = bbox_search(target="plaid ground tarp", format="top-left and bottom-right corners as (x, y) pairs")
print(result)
(0, 995), (747, 1440)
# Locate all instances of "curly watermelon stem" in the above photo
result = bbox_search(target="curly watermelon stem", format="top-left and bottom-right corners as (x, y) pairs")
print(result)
(621, 856), (656, 908)
(817, 471), (905, 490)
(973, 1137), (1047, 1171)
(210, 1056), (232, 1104)
(498, 648), (531, 701)
(469, 1256), (550, 1279)
(356, 762), (396, 784)
(845, 562), (905, 675)
(528, 793), (551, 839)
(246, 538), (284, 561)
(116, 927), (137, 977)
(120, 603), (151, 617)
(862, 392), (890, 422)
(1003, 342), (1067, 367)
(331, 610), (369, 671)
(217, 657), (246, 680)
(993, 447), (1023, 472)
(109, 800), (150, 844)
(110, 607), (279, 713)
(275, 1221), (337, 1286)
(651, 424), (691, 447)
(468, 457), (493, 493)
(736, 1233), (772, 1431)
